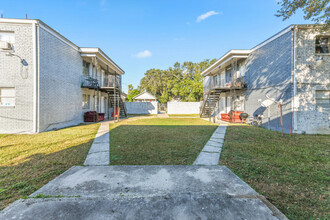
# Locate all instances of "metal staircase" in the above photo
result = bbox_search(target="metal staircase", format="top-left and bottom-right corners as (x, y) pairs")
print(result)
(109, 92), (127, 118)
(200, 90), (221, 119)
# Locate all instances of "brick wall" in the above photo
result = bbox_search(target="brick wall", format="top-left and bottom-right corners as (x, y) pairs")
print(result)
(38, 27), (83, 132)
(294, 27), (330, 134)
(0, 22), (34, 133)
(244, 30), (293, 133)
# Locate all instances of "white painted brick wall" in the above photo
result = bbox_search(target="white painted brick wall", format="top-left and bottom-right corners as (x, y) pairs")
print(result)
(38, 27), (83, 132)
(0, 23), (34, 133)
(295, 27), (330, 134)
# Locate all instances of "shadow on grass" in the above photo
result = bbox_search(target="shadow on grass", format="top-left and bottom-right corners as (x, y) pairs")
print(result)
(0, 141), (93, 210)
(110, 124), (218, 165)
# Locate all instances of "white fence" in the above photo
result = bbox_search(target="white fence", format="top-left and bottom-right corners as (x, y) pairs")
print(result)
(167, 102), (201, 115)
(125, 101), (158, 115)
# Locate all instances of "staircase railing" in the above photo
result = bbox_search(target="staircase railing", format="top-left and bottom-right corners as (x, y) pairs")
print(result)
(118, 90), (127, 117)
(200, 77), (213, 117)
(200, 92), (210, 117)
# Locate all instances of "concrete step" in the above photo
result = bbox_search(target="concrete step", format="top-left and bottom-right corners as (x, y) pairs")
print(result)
(1, 166), (286, 220)
(1, 195), (278, 220)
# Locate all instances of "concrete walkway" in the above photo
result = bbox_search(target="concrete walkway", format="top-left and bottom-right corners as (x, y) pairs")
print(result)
(84, 120), (110, 166)
(1, 166), (287, 220)
(193, 125), (227, 165)
(157, 113), (169, 118)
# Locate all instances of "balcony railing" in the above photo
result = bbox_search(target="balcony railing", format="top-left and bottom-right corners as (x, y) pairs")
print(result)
(101, 75), (121, 89)
(204, 76), (246, 94)
(81, 75), (121, 90)
(81, 76), (99, 88)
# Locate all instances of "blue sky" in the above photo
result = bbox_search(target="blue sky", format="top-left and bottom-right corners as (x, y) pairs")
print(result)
(0, 0), (310, 92)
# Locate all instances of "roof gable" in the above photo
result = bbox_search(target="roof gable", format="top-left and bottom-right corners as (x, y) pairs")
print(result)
(133, 92), (157, 100)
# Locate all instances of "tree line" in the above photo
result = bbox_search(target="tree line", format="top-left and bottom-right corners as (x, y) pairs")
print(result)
(127, 59), (216, 103)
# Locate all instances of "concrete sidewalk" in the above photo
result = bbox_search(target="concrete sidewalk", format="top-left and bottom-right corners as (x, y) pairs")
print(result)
(1, 166), (287, 220)
(194, 125), (227, 165)
(84, 120), (110, 166)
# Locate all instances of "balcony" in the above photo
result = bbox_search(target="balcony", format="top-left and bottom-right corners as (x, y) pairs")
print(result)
(81, 76), (99, 89)
(100, 75), (121, 90)
(81, 74), (122, 92)
(204, 76), (246, 94)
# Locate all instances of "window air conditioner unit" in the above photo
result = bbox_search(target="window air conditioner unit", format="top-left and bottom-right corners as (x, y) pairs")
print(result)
(0, 41), (12, 50)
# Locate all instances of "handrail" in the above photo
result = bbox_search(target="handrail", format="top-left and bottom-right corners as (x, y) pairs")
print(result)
(200, 91), (211, 117)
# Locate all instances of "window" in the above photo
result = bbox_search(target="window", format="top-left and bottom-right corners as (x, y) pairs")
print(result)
(0, 32), (15, 50)
(316, 90), (330, 112)
(315, 36), (330, 54)
(82, 61), (90, 77)
(82, 94), (90, 109)
(0, 87), (15, 107)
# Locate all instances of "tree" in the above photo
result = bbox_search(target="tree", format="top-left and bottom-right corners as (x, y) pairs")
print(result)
(138, 59), (216, 103)
(276, 0), (330, 29)
(126, 84), (140, 102)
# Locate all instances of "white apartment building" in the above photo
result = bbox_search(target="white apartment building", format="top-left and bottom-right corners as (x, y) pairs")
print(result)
(0, 18), (125, 133)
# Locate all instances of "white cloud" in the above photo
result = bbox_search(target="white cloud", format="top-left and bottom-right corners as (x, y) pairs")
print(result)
(196, 11), (221, 23)
(134, 50), (152, 58)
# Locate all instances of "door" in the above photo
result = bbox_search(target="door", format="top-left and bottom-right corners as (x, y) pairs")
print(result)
(226, 96), (231, 113)
(101, 96), (105, 113)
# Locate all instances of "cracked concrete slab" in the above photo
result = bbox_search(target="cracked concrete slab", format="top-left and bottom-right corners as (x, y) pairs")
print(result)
(1, 166), (286, 220)
(29, 166), (257, 198)
(1, 196), (280, 220)
(207, 139), (223, 146)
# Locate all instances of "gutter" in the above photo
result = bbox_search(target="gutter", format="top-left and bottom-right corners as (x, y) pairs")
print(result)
(32, 22), (40, 133)
(293, 26), (298, 132)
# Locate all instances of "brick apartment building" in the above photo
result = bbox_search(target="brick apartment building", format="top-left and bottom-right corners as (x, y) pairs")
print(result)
(0, 18), (125, 133)
(201, 25), (330, 134)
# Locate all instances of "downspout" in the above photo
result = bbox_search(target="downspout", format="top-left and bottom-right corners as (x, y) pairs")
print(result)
(32, 22), (39, 133)
(292, 26), (298, 133)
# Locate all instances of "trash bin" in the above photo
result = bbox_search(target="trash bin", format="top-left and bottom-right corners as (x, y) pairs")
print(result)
(84, 111), (98, 122)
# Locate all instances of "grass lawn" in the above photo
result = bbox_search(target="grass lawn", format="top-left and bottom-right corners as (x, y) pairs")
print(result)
(168, 114), (200, 117)
(220, 125), (329, 219)
(0, 123), (100, 210)
(110, 118), (217, 165)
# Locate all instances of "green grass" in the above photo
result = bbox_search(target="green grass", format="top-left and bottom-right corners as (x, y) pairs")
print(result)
(127, 114), (158, 117)
(110, 118), (217, 165)
(0, 123), (99, 210)
(220, 125), (330, 219)
(168, 114), (200, 117)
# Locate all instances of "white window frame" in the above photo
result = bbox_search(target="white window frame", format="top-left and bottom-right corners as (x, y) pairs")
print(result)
(0, 31), (15, 51)
(0, 87), (16, 107)
(82, 94), (90, 109)
(82, 61), (90, 77)
(316, 90), (330, 112)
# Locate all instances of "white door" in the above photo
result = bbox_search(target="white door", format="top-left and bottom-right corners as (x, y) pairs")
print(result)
(226, 96), (231, 113)
(100, 96), (105, 113)
(219, 97), (226, 113)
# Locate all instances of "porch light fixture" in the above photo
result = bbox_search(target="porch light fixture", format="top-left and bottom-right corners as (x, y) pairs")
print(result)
(6, 52), (28, 66)
(6, 52), (29, 79)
